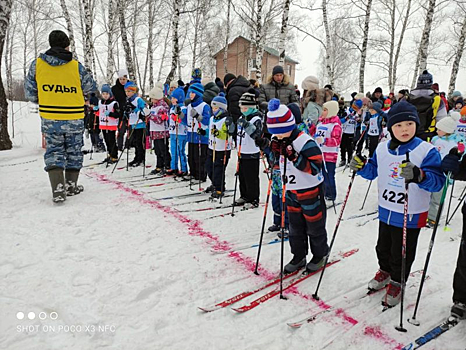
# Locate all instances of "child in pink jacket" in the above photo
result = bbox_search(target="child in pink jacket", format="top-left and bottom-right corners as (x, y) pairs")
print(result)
(311, 100), (342, 203)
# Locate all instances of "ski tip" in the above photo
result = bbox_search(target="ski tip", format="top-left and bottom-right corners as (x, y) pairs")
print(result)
(231, 307), (245, 313)
(287, 322), (303, 328)
(198, 307), (213, 313)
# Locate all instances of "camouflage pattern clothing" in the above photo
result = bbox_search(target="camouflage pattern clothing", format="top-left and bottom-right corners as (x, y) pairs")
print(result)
(41, 119), (84, 171)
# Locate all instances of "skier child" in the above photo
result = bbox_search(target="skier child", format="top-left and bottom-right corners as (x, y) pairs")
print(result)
(266, 98), (329, 273)
(339, 106), (357, 167)
(205, 93), (234, 198)
(124, 81), (147, 167)
(349, 101), (445, 307)
(168, 87), (188, 176)
(148, 83), (171, 175)
(98, 84), (120, 163)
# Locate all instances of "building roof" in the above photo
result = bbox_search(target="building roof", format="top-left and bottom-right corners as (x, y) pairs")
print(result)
(212, 35), (299, 65)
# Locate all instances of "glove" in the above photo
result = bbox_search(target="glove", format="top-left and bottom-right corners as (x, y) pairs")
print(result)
(285, 144), (298, 162)
(161, 113), (169, 121)
(315, 136), (324, 145)
(171, 114), (180, 123)
(197, 128), (206, 136)
(399, 161), (424, 183)
(124, 104), (133, 113)
(255, 137), (270, 149)
(349, 154), (367, 172)
(211, 127), (220, 137)
(270, 139), (283, 157)
(441, 147), (461, 175)
(237, 118), (249, 128)
(93, 106), (98, 111)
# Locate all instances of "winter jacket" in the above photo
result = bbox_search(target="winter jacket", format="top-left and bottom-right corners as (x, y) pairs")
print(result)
(258, 74), (298, 112)
(203, 82), (220, 105)
(187, 96), (211, 145)
(149, 99), (169, 140)
(302, 101), (322, 128)
(358, 137), (445, 228)
(310, 115), (342, 163)
(238, 109), (263, 159)
(25, 48), (96, 104)
(111, 79), (128, 120)
(225, 75), (251, 122)
(125, 95), (147, 130)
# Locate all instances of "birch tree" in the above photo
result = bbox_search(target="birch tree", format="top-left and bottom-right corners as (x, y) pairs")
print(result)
(447, 4), (466, 95)
(0, 0), (13, 150)
(106, 0), (117, 83)
(322, 0), (333, 87)
(223, 0), (231, 74)
(118, 0), (136, 81)
(82, 0), (94, 75)
(358, 0), (372, 93)
(277, 0), (291, 66)
(411, 0), (436, 88)
(392, 0), (411, 90)
(165, 0), (181, 85)
(255, 0), (264, 83)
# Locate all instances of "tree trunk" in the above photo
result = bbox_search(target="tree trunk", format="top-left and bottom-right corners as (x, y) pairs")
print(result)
(165, 0), (180, 85)
(359, 0), (372, 93)
(387, 0), (395, 92)
(393, 0), (411, 89)
(82, 0), (94, 75)
(448, 15), (466, 96)
(322, 0), (334, 87)
(118, 0), (136, 81)
(147, 0), (154, 88)
(59, 0), (77, 59)
(223, 0), (231, 74)
(255, 0), (264, 83)
(131, 0), (142, 90)
(191, 8), (201, 72)
(157, 20), (172, 82)
(0, 0), (13, 150)
(247, 0), (256, 79)
(106, 0), (116, 83)
(278, 0), (291, 66)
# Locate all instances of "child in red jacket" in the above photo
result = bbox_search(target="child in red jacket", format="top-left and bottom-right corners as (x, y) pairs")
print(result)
(311, 101), (342, 204)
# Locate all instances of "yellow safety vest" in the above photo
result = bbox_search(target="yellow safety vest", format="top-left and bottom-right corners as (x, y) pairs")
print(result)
(36, 58), (85, 120)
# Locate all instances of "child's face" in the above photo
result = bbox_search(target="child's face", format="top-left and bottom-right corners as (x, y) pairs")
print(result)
(212, 106), (220, 114)
(369, 108), (377, 115)
(437, 130), (447, 137)
(391, 121), (416, 142)
(189, 92), (196, 100)
(322, 108), (328, 118)
(456, 103), (463, 110)
(171, 97), (178, 105)
(240, 105), (249, 113)
(125, 90), (135, 98)
(275, 130), (292, 140)
(101, 92), (110, 100)
(151, 98), (160, 104)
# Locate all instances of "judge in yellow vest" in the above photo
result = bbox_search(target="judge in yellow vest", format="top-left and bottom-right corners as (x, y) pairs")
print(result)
(25, 30), (97, 203)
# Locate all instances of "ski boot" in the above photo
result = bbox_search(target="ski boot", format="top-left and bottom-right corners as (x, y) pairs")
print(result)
(65, 169), (84, 196)
(233, 197), (247, 206)
(382, 280), (401, 307)
(48, 168), (66, 203)
(368, 269), (391, 291)
(268, 224), (280, 232)
(306, 255), (327, 272)
(149, 168), (163, 175)
(451, 302), (466, 319)
(284, 256), (306, 274)
(204, 184), (215, 193)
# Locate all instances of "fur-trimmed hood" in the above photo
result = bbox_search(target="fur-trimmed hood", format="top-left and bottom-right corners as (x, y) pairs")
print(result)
(265, 73), (291, 86)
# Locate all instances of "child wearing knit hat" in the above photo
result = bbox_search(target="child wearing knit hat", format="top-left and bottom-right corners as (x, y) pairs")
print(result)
(265, 98), (329, 273)
(349, 101), (445, 307)
(168, 87), (189, 177)
(311, 100), (342, 205)
(205, 93), (234, 199)
(233, 89), (263, 208)
(148, 83), (171, 175)
(187, 82), (211, 182)
(426, 112), (464, 227)
(98, 84), (120, 162)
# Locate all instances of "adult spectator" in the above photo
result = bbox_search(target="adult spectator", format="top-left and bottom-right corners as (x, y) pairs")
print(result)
(371, 87), (385, 104)
(24, 30), (96, 203)
(202, 79), (220, 105)
(223, 73), (251, 124)
(408, 70), (447, 141)
(449, 91), (463, 111)
(112, 69), (129, 151)
(432, 83), (449, 112)
(258, 65), (298, 112)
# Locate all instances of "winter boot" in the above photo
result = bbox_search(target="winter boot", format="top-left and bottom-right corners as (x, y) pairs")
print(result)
(244, 200), (259, 209)
(204, 184), (215, 193)
(339, 159), (346, 167)
(165, 169), (176, 176)
(149, 168), (162, 175)
(234, 197), (247, 206)
(306, 255), (327, 272)
(277, 228), (289, 239)
(368, 269), (391, 291)
(382, 280), (402, 307)
(284, 256), (306, 274)
(177, 171), (188, 177)
(425, 219), (436, 228)
(451, 302), (466, 319)
(65, 169), (84, 196)
(210, 191), (224, 200)
(48, 168), (66, 203)
(268, 224), (281, 232)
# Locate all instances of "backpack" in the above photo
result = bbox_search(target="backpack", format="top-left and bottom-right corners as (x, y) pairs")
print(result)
(408, 93), (434, 135)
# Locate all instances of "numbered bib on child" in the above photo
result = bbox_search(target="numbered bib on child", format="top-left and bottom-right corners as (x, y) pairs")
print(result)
(342, 116), (356, 134)
(209, 117), (231, 151)
(376, 142), (433, 214)
(315, 122), (339, 154)
(149, 105), (168, 132)
(279, 132), (323, 190)
(368, 115), (380, 136)
(186, 102), (208, 134)
(168, 106), (188, 136)
(432, 136), (458, 158)
(457, 122), (466, 140)
(237, 116), (261, 154)
(98, 101), (118, 129)
(128, 96), (144, 126)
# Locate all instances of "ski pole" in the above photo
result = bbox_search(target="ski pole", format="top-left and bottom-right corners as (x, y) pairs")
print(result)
(279, 142), (288, 299)
(458, 185), (466, 201)
(198, 121), (203, 191)
(446, 188), (466, 226)
(189, 116), (195, 191)
(231, 128), (244, 217)
(312, 164), (358, 300)
(343, 127), (367, 173)
(211, 126), (217, 196)
(360, 180), (372, 210)
(444, 180), (455, 227)
(219, 135), (230, 204)
(395, 151), (410, 333)
(254, 162), (273, 275)
(408, 172), (451, 326)
(112, 120), (134, 174)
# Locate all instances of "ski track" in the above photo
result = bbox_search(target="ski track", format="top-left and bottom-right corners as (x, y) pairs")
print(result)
(86, 171), (404, 348)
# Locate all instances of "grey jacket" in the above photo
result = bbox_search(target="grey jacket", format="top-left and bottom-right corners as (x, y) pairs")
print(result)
(258, 74), (298, 111)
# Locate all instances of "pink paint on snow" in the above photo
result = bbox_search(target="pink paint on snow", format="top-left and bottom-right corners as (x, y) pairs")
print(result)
(88, 172), (400, 348)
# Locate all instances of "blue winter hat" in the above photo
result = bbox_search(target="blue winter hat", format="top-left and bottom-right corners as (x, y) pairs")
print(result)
(101, 84), (113, 97)
(287, 103), (302, 124)
(170, 87), (185, 104)
(372, 101), (383, 114)
(211, 92), (228, 111)
(387, 100), (419, 130)
(267, 99), (296, 134)
(124, 81), (137, 92)
(188, 83), (204, 98)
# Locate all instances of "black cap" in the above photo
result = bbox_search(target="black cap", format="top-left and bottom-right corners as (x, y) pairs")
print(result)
(272, 65), (284, 76)
(224, 73), (236, 87)
(49, 30), (70, 49)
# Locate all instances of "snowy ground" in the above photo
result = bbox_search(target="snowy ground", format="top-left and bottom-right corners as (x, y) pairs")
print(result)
(1, 101), (465, 350)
